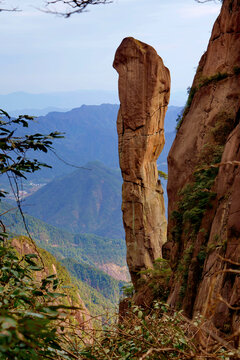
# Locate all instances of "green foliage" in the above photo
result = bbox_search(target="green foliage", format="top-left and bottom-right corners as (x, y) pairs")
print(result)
(0, 202), (127, 316)
(170, 143), (224, 306)
(171, 143), (223, 243)
(198, 72), (228, 88)
(233, 66), (240, 75)
(0, 200), (126, 267)
(177, 245), (193, 300)
(158, 170), (168, 180)
(0, 110), (85, 358)
(176, 86), (197, 130)
(121, 283), (134, 298)
(61, 258), (126, 304)
(197, 245), (207, 265)
(211, 112), (236, 144)
(0, 236), (74, 360)
(79, 301), (236, 360)
(140, 258), (172, 300)
(0, 109), (63, 196)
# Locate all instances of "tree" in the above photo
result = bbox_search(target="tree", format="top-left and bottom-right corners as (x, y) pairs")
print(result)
(0, 110), (82, 359)
(0, 109), (63, 205)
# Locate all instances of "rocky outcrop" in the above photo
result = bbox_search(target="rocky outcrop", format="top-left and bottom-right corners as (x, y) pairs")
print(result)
(166, 0), (240, 342)
(113, 37), (170, 287)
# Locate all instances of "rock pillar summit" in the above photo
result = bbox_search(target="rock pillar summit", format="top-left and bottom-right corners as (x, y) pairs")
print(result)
(113, 37), (170, 287)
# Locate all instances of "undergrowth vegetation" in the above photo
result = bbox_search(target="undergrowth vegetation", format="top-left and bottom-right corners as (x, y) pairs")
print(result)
(78, 301), (238, 360)
(171, 143), (223, 244)
(139, 258), (172, 301)
(0, 235), (75, 359)
(171, 107), (237, 305)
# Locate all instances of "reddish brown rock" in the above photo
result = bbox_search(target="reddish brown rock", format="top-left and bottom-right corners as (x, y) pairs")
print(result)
(166, 0), (240, 342)
(113, 37), (170, 288)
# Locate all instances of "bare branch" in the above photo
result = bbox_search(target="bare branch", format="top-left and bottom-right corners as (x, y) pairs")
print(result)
(0, 0), (20, 12)
(43, 0), (113, 17)
(195, 0), (222, 3)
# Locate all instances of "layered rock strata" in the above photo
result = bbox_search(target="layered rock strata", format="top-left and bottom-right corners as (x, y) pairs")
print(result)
(166, 0), (240, 340)
(113, 37), (170, 287)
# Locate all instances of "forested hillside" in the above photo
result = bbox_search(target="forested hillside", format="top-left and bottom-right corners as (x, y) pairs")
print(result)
(0, 201), (127, 314)
(23, 161), (123, 238)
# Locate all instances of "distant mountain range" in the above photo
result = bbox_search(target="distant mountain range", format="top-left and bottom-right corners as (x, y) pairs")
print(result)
(9, 107), (70, 117)
(0, 101), (184, 316)
(0, 89), (185, 113)
(2, 104), (182, 219)
(15, 104), (120, 181)
(23, 161), (124, 239)
(8, 104), (182, 181)
(1, 90), (119, 112)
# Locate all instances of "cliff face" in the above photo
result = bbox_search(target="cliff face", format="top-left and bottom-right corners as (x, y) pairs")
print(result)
(166, 0), (240, 336)
(113, 37), (170, 287)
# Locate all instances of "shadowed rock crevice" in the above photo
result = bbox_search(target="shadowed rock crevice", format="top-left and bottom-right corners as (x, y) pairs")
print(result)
(113, 37), (170, 288)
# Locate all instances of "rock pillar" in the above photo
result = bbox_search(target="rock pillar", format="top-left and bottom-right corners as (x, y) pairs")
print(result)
(113, 37), (170, 287)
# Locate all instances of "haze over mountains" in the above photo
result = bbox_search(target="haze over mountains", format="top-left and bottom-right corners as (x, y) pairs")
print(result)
(1, 102), (182, 312)
(3, 104), (182, 184)
(3, 103), (182, 230)
(1, 89), (186, 114)
(1, 90), (119, 112)
(23, 161), (124, 238)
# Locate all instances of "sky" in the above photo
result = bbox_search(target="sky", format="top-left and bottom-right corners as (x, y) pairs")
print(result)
(0, 0), (221, 105)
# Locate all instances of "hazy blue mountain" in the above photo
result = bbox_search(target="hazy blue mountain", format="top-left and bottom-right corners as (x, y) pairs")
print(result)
(2, 104), (181, 218)
(0, 90), (119, 111)
(164, 106), (183, 132)
(23, 161), (123, 238)
(9, 107), (69, 117)
(12, 104), (120, 182)
(1, 89), (185, 112)
(169, 90), (187, 107)
(9, 104), (181, 181)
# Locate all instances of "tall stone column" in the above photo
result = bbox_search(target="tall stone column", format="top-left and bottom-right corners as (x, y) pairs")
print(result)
(113, 37), (170, 288)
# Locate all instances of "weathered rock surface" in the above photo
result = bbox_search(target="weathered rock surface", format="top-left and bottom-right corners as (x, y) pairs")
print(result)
(166, 0), (240, 341)
(113, 37), (170, 287)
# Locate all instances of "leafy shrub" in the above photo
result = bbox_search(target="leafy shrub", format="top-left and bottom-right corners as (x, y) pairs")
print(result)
(198, 72), (228, 88)
(0, 235), (76, 359)
(140, 258), (172, 300)
(78, 301), (237, 360)
(158, 170), (168, 180)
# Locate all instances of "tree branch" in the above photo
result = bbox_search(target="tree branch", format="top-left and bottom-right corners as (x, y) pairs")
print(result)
(43, 0), (113, 17)
(0, 0), (20, 12)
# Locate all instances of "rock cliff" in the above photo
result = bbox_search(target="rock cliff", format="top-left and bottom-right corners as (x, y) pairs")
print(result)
(166, 0), (240, 340)
(113, 37), (170, 287)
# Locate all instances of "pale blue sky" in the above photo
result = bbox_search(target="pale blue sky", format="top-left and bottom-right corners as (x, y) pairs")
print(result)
(0, 0), (221, 104)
